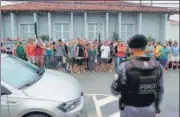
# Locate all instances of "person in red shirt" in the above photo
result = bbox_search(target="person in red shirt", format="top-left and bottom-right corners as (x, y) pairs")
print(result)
(35, 39), (44, 67)
(116, 41), (126, 66)
(26, 39), (36, 64)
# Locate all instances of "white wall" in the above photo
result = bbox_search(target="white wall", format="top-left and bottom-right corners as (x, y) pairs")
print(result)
(3, 14), (11, 38)
(142, 13), (160, 41)
(38, 13), (49, 36)
(167, 22), (179, 42)
(73, 13), (85, 39)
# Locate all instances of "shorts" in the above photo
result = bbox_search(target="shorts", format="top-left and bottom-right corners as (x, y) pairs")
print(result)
(28, 56), (35, 64)
(68, 57), (76, 65)
(100, 58), (109, 64)
(168, 54), (172, 61)
(172, 55), (179, 62)
(76, 57), (84, 65)
(159, 58), (168, 67)
(35, 55), (44, 64)
(108, 58), (113, 64)
(83, 58), (88, 65)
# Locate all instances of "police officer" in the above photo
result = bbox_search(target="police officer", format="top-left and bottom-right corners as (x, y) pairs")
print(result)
(111, 34), (164, 117)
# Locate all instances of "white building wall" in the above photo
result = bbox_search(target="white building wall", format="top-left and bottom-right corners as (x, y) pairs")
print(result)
(3, 14), (11, 38)
(167, 22), (179, 42)
(142, 13), (160, 41)
(1, 11), (169, 44)
(38, 14), (49, 36)
(109, 14), (118, 40)
(121, 13), (136, 24)
(73, 13), (85, 39)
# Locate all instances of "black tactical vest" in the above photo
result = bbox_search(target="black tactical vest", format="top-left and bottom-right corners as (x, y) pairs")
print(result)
(120, 57), (162, 107)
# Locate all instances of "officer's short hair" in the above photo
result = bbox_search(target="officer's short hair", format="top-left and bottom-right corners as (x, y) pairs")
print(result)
(128, 34), (147, 50)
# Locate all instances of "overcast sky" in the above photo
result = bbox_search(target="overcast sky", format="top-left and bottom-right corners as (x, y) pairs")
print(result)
(1, 0), (179, 21)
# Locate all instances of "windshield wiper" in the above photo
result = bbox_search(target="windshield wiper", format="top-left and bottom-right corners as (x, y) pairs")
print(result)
(36, 68), (45, 76)
(19, 68), (45, 89)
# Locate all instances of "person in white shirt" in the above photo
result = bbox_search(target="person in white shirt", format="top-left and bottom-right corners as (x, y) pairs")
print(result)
(100, 41), (110, 72)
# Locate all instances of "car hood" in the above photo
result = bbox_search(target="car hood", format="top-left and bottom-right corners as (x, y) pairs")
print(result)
(23, 69), (81, 103)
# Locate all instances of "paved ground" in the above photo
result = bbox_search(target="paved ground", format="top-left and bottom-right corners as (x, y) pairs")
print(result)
(73, 70), (179, 117)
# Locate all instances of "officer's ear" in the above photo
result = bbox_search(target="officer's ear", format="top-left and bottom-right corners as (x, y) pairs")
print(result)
(129, 48), (135, 53)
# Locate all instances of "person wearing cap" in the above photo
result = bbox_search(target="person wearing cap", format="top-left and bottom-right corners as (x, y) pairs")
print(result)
(111, 34), (164, 117)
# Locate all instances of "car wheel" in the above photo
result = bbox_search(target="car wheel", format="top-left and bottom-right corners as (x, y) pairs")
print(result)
(24, 113), (51, 117)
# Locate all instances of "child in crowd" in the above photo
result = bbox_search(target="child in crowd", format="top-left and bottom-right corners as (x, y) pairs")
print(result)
(146, 41), (155, 58)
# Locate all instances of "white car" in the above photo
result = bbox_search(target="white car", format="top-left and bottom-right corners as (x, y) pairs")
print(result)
(1, 54), (84, 117)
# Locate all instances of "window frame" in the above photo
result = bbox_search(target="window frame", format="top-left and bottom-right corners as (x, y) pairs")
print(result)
(19, 23), (35, 40)
(54, 22), (70, 41)
(121, 24), (135, 41)
(88, 23), (99, 40)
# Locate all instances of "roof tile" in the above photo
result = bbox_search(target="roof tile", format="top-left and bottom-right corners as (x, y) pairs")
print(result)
(1, 1), (178, 13)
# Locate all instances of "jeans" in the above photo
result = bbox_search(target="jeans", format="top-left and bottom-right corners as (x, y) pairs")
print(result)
(120, 104), (155, 117)
(45, 55), (51, 68)
(116, 56), (124, 67)
(88, 56), (95, 72)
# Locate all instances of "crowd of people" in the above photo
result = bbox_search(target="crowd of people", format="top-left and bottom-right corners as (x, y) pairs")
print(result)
(1, 37), (179, 74)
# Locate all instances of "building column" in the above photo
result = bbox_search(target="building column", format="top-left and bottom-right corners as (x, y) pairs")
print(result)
(84, 12), (87, 39)
(48, 12), (52, 39)
(33, 12), (38, 38)
(0, 10), (4, 39)
(138, 13), (142, 34)
(162, 14), (168, 43)
(105, 12), (109, 40)
(118, 12), (122, 40)
(70, 12), (74, 40)
(10, 12), (15, 39)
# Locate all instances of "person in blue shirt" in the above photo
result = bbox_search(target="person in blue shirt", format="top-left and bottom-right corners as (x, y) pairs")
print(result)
(159, 43), (170, 69)
(171, 42), (179, 70)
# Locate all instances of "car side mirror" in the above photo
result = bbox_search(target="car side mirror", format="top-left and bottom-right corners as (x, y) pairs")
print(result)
(1, 86), (11, 96)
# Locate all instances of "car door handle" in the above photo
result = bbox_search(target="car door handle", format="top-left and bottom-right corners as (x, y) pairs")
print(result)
(6, 101), (19, 105)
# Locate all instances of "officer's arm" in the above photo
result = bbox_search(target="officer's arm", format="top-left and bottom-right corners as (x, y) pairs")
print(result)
(111, 63), (127, 96)
(155, 65), (164, 107)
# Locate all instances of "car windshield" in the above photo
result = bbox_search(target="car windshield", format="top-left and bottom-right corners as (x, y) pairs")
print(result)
(1, 55), (43, 89)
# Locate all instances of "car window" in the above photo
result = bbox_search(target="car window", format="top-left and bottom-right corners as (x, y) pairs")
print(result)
(1, 56), (38, 89)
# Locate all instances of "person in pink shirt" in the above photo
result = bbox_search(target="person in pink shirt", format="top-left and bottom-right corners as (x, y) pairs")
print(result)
(35, 39), (44, 67)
